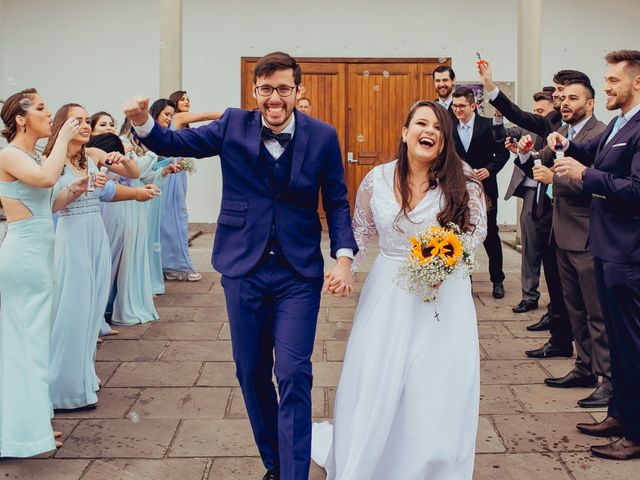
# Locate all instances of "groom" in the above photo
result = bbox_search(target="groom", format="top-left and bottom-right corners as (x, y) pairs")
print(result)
(124, 52), (357, 480)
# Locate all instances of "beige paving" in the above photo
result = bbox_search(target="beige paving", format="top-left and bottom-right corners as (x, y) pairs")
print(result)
(3, 232), (638, 479)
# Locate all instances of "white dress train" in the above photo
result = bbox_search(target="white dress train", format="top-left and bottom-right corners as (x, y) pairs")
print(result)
(312, 160), (487, 480)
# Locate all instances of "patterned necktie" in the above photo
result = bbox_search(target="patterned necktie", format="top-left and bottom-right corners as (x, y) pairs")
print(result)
(261, 127), (292, 148)
(605, 115), (627, 145)
(567, 126), (576, 141)
(461, 124), (471, 152)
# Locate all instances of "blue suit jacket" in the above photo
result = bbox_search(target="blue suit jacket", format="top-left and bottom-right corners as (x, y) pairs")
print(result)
(566, 109), (640, 263)
(139, 108), (357, 278)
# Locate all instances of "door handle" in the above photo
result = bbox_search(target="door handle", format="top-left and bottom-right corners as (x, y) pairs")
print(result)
(347, 152), (357, 164)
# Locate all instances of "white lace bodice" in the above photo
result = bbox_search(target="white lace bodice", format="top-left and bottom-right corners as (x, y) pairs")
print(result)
(352, 160), (488, 270)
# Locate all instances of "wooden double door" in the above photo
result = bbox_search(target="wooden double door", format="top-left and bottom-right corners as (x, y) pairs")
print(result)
(241, 57), (450, 212)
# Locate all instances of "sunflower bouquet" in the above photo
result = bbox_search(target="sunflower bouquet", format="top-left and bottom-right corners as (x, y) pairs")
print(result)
(395, 223), (477, 303)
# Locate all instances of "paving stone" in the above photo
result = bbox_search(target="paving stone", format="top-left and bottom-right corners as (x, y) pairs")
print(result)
(476, 415), (506, 453)
(218, 323), (231, 340)
(480, 385), (525, 415)
(478, 322), (513, 339)
(473, 280), (521, 294)
(207, 457), (264, 479)
(225, 388), (248, 419)
(327, 307), (356, 323)
(481, 360), (548, 385)
(492, 413), (596, 453)
(320, 294), (357, 308)
(481, 338), (555, 360)
(130, 387), (230, 419)
(107, 323), (152, 339)
(56, 419), (179, 458)
(476, 304), (540, 322)
(326, 388), (337, 418)
(538, 358), (579, 378)
(0, 459), (90, 480)
(95, 361), (120, 385)
(511, 384), (607, 414)
(167, 293), (227, 308)
(153, 295), (174, 307)
(311, 341), (324, 362)
(155, 306), (198, 322)
(169, 419), (258, 457)
(193, 306), (228, 322)
(560, 451), (640, 479)
(53, 388), (140, 419)
(145, 321), (223, 340)
(312, 388), (326, 418)
(474, 453), (573, 479)
(315, 322), (352, 341)
(197, 362), (239, 387)
(97, 340), (168, 361)
(164, 281), (215, 294)
(161, 340), (234, 362)
(325, 341), (347, 361)
(83, 458), (209, 480)
(502, 321), (552, 339)
(313, 362), (343, 387)
(108, 361), (202, 387)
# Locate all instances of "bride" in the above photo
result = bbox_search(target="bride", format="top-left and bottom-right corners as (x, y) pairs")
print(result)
(313, 100), (487, 479)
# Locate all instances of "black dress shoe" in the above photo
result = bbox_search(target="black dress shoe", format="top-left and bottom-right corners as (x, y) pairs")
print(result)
(577, 416), (626, 437)
(544, 370), (598, 388)
(262, 469), (279, 480)
(526, 312), (552, 331)
(525, 341), (573, 358)
(513, 299), (538, 313)
(578, 382), (613, 408)
(492, 282), (505, 299)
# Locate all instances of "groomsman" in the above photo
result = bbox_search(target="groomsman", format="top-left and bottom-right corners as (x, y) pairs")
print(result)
(502, 90), (555, 316)
(477, 62), (585, 346)
(433, 66), (456, 118)
(552, 50), (640, 460)
(451, 87), (509, 297)
(528, 79), (611, 408)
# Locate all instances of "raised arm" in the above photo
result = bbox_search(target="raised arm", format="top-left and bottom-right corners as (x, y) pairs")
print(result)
(172, 111), (223, 130)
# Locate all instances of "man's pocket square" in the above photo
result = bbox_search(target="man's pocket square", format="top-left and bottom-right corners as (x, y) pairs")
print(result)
(612, 143), (627, 147)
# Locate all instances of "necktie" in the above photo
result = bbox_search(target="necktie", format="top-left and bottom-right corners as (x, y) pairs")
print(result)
(461, 124), (471, 152)
(261, 127), (292, 148)
(605, 115), (627, 145)
(567, 126), (576, 141)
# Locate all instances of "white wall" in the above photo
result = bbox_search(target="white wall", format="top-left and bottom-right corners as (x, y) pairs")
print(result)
(181, 0), (519, 224)
(1, 0), (160, 129)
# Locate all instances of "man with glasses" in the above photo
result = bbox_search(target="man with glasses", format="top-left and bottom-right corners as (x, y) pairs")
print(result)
(451, 87), (509, 299)
(123, 51), (357, 480)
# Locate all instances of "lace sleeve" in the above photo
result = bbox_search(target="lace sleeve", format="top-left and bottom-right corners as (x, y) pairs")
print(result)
(351, 169), (377, 271)
(466, 176), (488, 253)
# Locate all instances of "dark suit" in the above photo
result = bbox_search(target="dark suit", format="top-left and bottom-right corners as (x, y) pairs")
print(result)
(436, 97), (456, 120)
(138, 108), (357, 479)
(538, 117), (610, 382)
(566, 108), (640, 441)
(490, 89), (562, 138)
(504, 128), (549, 303)
(453, 113), (509, 283)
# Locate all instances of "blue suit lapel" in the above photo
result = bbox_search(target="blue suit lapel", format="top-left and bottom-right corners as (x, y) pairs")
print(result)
(596, 112), (640, 166)
(290, 111), (309, 188)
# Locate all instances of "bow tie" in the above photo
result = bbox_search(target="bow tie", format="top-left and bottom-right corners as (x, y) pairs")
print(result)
(261, 127), (292, 148)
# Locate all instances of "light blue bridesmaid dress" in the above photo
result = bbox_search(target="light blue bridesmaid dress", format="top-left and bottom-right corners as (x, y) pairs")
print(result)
(146, 156), (173, 294)
(101, 140), (159, 325)
(49, 159), (115, 410)
(0, 152), (56, 457)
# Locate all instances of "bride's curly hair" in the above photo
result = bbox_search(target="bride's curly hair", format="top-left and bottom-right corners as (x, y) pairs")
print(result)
(394, 100), (480, 233)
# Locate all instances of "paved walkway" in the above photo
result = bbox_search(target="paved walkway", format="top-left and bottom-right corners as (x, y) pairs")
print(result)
(1, 232), (639, 479)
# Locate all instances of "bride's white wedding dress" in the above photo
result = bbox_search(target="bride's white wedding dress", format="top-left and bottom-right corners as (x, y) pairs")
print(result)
(312, 160), (487, 479)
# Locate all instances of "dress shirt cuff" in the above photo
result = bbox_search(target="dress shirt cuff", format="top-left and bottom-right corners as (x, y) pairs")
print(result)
(518, 152), (532, 164)
(336, 248), (354, 260)
(133, 115), (156, 138)
(487, 87), (499, 102)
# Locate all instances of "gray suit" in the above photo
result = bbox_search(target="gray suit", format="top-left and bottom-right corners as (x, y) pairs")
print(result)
(504, 128), (549, 303)
(539, 116), (611, 381)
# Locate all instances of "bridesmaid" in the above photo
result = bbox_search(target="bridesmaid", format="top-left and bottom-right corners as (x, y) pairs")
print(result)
(0, 89), (89, 456)
(47, 104), (155, 411)
(147, 99), (180, 291)
(160, 91), (221, 281)
(90, 111), (116, 135)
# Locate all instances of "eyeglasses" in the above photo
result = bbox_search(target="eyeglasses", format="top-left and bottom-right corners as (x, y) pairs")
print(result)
(452, 104), (471, 110)
(255, 85), (297, 97)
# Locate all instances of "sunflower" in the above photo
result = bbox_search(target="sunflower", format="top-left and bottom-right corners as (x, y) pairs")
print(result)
(438, 231), (463, 266)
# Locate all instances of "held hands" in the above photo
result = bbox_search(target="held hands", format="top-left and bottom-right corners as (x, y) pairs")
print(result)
(58, 118), (81, 144)
(322, 257), (354, 298)
(135, 184), (160, 202)
(474, 168), (490, 181)
(161, 162), (182, 176)
(554, 157), (587, 180)
(123, 96), (150, 126)
(547, 132), (569, 151)
(532, 164), (554, 184)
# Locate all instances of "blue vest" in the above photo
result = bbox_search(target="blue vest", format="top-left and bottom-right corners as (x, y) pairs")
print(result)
(259, 141), (294, 255)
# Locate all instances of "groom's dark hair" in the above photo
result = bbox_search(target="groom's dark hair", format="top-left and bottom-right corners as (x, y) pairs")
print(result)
(253, 51), (302, 85)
